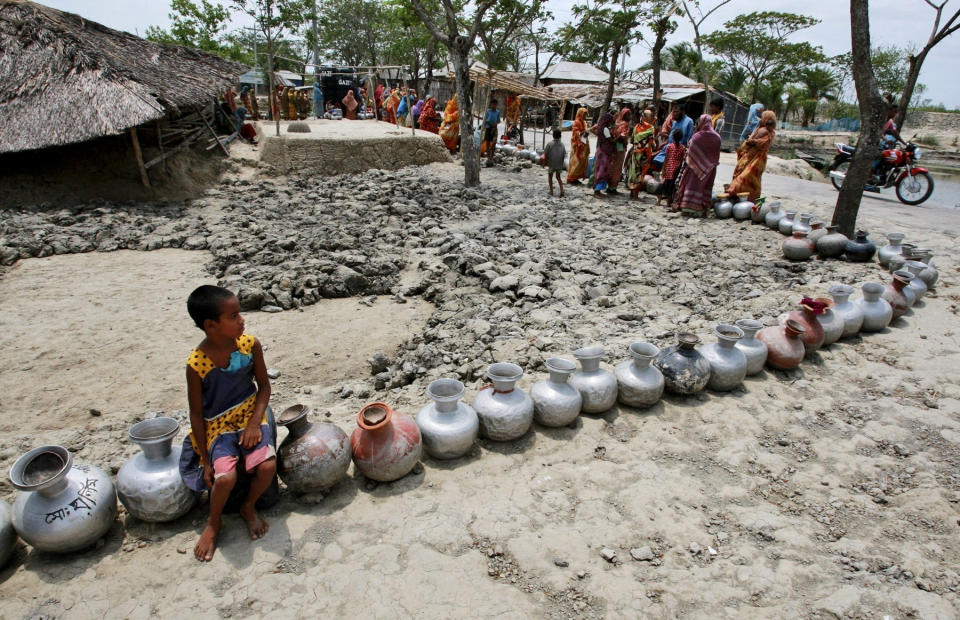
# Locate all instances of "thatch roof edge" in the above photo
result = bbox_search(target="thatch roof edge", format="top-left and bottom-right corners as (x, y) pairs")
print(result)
(0, 0), (246, 154)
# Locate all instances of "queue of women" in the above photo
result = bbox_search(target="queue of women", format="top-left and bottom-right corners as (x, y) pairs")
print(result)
(565, 99), (776, 216)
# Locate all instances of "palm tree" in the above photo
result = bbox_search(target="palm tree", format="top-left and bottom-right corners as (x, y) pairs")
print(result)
(714, 65), (747, 96)
(661, 41), (701, 78)
(798, 66), (839, 127)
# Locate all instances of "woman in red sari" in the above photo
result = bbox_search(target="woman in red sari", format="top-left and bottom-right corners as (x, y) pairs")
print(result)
(727, 110), (776, 200)
(626, 107), (657, 200)
(674, 114), (722, 217)
(607, 108), (632, 193)
(439, 94), (460, 152)
(566, 107), (590, 185)
(419, 96), (440, 134)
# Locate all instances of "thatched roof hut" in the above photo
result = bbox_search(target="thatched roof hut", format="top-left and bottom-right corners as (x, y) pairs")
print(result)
(0, 0), (245, 154)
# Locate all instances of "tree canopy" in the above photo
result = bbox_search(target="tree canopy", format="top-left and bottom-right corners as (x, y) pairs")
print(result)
(701, 11), (824, 101)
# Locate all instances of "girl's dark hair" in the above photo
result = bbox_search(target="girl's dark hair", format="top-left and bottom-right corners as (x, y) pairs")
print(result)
(671, 128), (684, 142)
(711, 98), (724, 110)
(553, 128), (562, 139)
(187, 285), (235, 329)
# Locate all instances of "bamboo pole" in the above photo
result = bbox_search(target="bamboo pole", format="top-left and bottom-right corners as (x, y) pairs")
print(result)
(201, 104), (231, 156)
(155, 119), (167, 172)
(129, 127), (151, 189)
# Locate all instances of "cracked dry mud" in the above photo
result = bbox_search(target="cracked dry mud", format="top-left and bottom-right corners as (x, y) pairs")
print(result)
(0, 158), (958, 618)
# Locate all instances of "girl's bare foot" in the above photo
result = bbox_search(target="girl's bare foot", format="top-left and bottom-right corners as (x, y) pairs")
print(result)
(195, 517), (221, 562)
(240, 504), (269, 539)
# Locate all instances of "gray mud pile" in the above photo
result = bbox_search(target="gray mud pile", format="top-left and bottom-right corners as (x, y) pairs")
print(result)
(1, 165), (884, 395)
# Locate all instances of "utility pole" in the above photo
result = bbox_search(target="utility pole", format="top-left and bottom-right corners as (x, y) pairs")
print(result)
(312, 0), (319, 71)
(241, 26), (260, 97)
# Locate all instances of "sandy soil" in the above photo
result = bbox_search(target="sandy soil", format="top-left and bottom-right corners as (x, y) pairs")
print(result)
(0, 158), (959, 619)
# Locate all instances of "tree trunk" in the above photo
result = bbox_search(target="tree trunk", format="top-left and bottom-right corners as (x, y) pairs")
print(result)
(601, 44), (621, 115)
(425, 40), (435, 94)
(452, 47), (480, 187)
(267, 38), (279, 136)
(832, 0), (884, 237)
(895, 48), (929, 131)
(691, 28), (709, 115)
(652, 25), (667, 114)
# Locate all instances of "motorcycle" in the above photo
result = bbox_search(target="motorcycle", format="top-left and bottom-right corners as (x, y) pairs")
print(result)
(828, 141), (934, 205)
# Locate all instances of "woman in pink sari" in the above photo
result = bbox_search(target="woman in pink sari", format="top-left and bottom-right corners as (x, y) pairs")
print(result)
(674, 114), (722, 217)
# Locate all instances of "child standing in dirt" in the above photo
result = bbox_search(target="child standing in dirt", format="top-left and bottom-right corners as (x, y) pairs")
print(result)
(544, 128), (567, 197)
(180, 285), (277, 562)
(657, 128), (686, 209)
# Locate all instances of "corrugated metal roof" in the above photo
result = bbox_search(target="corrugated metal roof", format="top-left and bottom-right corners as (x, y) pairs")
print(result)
(540, 61), (609, 83)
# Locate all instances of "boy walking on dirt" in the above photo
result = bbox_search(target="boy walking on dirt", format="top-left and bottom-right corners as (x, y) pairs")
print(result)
(544, 128), (567, 197)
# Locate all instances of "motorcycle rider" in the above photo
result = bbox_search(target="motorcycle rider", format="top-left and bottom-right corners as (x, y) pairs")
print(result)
(872, 104), (904, 184)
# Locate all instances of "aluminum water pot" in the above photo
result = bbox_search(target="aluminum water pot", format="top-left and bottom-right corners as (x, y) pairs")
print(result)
(9, 445), (117, 553)
(117, 417), (196, 522)
(569, 347), (618, 413)
(698, 325), (747, 392)
(732, 195), (754, 220)
(877, 232), (906, 267)
(417, 378), (479, 459)
(615, 343), (664, 408)
(856, 283), (893, 332)
(473, 363), (534, 441)
(734, 319), (768, 376)
(829, 283), (864, 338)
(530, 358), (583, 427)
(903, 260), (928, 301)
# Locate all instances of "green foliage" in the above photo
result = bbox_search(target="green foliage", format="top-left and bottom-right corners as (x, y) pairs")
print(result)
(701, 11), (824, 99)
(313, 0), (386, 66)
(661, 42), (700, 77)
(559, 0), (650, 71)
(477, 0), (548, 71)
(145, 0), (230, 53)
(797, 66), (838, 125)
(831, 45), (928, 108)
(713, 64), (747, 95)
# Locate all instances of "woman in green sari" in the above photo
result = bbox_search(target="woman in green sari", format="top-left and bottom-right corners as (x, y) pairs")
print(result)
(626, 108), (658, 200)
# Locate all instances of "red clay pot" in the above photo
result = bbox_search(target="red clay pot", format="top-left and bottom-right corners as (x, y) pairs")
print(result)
(786, 300), (826, 356)
(757, 319), (807, 370)
(882, 272), (912, 319)
(350, 402), (422, 482)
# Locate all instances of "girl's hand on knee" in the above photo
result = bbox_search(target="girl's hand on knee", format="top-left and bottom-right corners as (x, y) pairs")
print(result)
(203, 465), (215, 489)
(240, 425), (262, 449)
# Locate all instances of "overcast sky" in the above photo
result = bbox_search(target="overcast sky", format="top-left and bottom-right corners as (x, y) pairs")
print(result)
(39, 0), (960, 107)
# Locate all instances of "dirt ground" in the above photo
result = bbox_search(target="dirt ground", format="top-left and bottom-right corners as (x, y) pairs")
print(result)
(0, 151), (959, 619)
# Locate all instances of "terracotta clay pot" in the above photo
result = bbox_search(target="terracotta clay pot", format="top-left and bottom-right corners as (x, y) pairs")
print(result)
(757, 320), (806, 370)
(277, 405), (351, 493)
(882, 271), (913, 320)
(350, 402), (422, 482)
(786, 300), (827, 356)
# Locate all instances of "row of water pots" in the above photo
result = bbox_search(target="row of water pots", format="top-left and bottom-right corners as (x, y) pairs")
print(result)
(495, 141), (544, 164)
(713, 194), (940, 280)
(0, 272), (929, 558)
